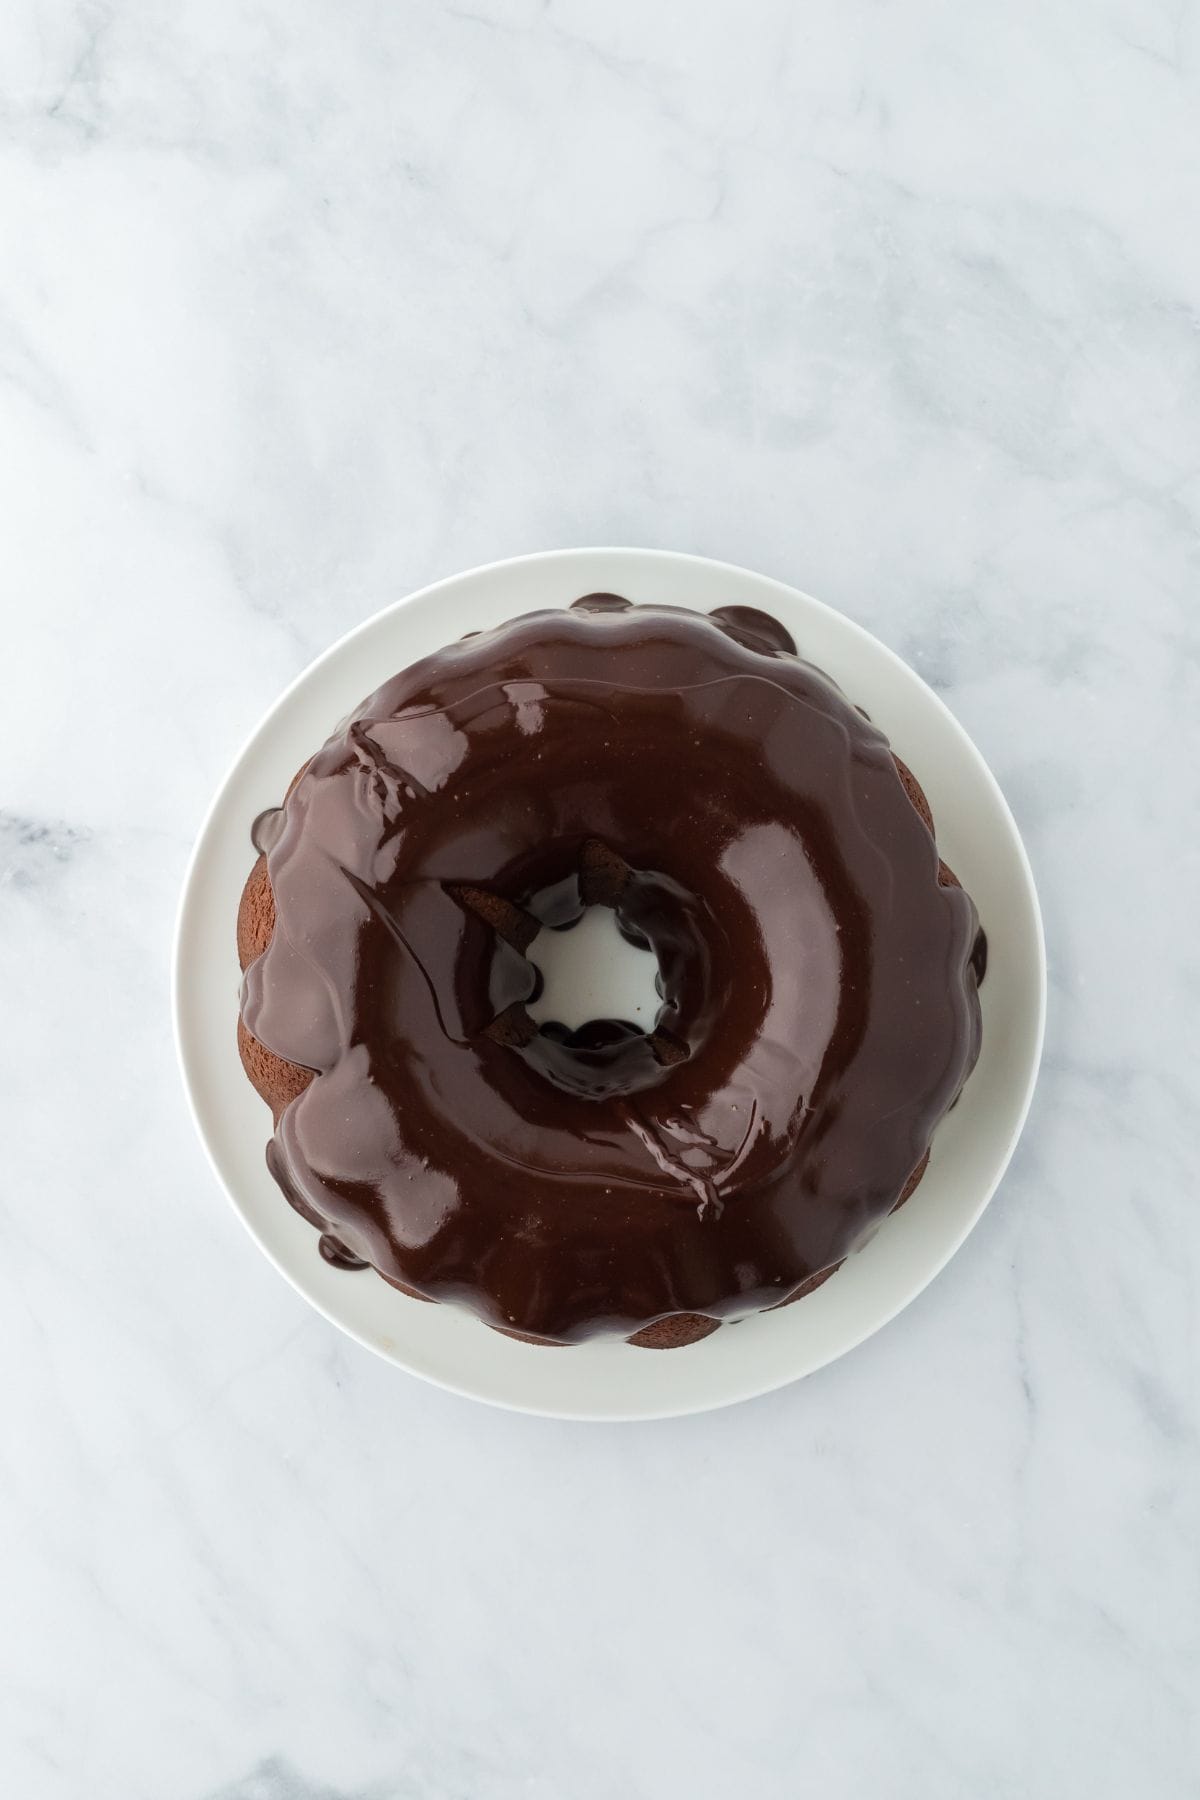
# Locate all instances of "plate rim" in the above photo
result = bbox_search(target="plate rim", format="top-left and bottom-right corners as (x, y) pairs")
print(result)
(173, 546), (1047, 1421)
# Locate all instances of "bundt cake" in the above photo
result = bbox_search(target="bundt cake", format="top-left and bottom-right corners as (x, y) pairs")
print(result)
(237, 596), (984, 1346)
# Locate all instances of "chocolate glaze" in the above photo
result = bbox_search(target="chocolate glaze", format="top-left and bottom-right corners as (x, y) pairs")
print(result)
(241, 596), (984, 1343)
(251, 806), (285, 855)
(319, 1234), (369, 1270)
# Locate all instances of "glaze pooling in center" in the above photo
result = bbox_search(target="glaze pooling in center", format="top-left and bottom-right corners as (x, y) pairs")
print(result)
(240, 595), (984, 1343)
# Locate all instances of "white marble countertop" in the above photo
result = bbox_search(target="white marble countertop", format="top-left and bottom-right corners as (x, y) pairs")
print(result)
(3, 3), (1198, 1796)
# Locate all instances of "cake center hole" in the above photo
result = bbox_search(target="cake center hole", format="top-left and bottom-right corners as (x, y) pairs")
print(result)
(526, 906), (660, 1036)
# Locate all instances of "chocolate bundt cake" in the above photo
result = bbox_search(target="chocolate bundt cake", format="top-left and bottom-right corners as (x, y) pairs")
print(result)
(237, 596), (984, 1347)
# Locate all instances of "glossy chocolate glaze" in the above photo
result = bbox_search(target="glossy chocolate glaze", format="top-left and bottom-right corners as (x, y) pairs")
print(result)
(241, 596), (984, 1343)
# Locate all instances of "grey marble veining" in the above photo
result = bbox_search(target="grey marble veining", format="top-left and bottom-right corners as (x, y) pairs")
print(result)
(2, 2), (1198, 1796)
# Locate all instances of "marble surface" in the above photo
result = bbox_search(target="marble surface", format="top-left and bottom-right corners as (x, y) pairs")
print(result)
(2, 1), (1198, 1795)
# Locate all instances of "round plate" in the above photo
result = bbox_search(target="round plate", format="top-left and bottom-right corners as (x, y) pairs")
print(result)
(174, 549), (1045, 1420)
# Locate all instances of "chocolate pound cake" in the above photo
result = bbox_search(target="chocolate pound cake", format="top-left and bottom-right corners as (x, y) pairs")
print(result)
(237, 596), (984, 1346)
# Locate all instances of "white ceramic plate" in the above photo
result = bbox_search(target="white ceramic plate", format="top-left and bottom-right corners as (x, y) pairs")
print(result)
(174, 549), (1045, 1420)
